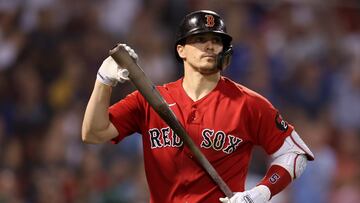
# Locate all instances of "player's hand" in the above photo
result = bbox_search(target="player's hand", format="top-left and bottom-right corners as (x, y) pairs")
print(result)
(96, 44), (138, 86)
(219, 185), (271, 203)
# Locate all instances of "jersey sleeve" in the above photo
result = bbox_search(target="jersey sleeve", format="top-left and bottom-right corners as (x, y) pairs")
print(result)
(108, 91), (144, 144)
(246, 94), (294, 154)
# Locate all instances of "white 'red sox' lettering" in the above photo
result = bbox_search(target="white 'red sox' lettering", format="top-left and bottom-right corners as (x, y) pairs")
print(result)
(148, 127), (242, 154)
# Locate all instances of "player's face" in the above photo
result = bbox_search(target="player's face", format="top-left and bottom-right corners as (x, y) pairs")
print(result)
(178, 33), (223, 75)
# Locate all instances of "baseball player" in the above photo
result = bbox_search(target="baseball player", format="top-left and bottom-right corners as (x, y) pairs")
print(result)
(82, 10), (314, 203)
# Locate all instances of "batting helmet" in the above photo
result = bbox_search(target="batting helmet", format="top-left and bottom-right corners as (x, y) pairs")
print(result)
(174, 10), (233, 69)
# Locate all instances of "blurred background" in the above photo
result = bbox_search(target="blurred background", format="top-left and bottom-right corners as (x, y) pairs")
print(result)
(0, 0), (359, 202)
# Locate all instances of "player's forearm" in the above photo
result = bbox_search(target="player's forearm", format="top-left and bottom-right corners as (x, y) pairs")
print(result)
(258, 131), (314, 198)
(82, 46), (136, 144)
(82, 80), (114, 143)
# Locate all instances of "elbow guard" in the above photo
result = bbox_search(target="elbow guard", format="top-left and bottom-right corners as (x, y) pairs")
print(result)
(271, 130), (314, 179)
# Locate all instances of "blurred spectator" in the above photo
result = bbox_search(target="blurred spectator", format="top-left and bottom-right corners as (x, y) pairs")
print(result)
(0, 8), (25, 70)
(290, 114), (337, 203)
(281, 60), (331, 118)
(330, 130), (360, 203)
(98, 0), (142, 37)
(330, 65), (360, 130)
(0, 169), (23, 203)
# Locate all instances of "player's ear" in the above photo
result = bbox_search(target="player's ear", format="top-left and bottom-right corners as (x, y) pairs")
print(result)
(177, 44), (186, 60)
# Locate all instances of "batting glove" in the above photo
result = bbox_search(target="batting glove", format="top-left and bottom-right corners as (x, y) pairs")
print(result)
(219, 185), (271, 203)
(96, 44), (138, 86)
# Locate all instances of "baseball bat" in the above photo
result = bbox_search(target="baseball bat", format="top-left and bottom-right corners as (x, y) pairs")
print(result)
(109, 44), (233, 198)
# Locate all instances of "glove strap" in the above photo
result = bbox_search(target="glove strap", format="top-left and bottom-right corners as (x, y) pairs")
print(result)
(97, 71), (117, 87)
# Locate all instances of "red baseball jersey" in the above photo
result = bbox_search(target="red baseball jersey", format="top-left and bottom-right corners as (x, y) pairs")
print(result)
(109, 76), (293, 203)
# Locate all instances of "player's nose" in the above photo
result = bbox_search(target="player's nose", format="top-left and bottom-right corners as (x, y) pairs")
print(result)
(204, 40), (215, 50)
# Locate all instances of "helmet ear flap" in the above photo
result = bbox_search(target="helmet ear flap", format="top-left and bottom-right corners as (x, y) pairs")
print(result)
(216, 45), (233, 70)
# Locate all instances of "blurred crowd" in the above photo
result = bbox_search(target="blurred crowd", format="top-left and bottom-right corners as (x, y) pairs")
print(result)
(0, 0), (359, 202)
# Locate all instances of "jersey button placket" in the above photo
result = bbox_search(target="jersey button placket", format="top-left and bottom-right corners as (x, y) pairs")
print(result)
(190, 111), (196, 121)
(187, 111), (195, 123)
(185, 104), (198, 158)
(190, 105), (197, 122)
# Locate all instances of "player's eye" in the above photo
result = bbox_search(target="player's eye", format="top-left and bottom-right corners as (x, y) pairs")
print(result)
(187, 35), (222, 45)
(212, 37), (222, 44)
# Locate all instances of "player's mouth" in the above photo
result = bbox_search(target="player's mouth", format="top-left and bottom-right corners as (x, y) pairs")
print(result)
(202, 54), (216, 59)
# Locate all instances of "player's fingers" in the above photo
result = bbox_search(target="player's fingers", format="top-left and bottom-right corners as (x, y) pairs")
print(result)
(219, 197), (230, 203)
(117, 69), (129, 81)
(130, 50), (138, 60)
(103, 56), (117, 68)
(121, 44), (138, 60)
(119, 69), (129, 77)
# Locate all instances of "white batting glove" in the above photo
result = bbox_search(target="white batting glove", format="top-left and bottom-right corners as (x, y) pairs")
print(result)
(96, 44), (138, 86)
(219, 185), (271, 203)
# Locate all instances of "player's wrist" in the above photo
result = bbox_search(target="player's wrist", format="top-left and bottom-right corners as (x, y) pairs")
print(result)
(254, 185), (271, 201)
(96, 71), (117, 87)
(258, 165), (292, 198)
(219, 185), (271, 203)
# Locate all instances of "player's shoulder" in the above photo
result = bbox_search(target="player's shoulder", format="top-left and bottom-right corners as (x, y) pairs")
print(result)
(124, 79), (181, 105)
(221, 76), (272, 106)
(221, 77), (262, 97)
(156, 78), (182, 92)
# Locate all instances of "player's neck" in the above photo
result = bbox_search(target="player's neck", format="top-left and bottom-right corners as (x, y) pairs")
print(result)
(182, 70), (220, 102)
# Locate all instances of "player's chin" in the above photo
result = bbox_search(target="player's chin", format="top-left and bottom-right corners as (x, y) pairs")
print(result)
(199, 64), (219, 75)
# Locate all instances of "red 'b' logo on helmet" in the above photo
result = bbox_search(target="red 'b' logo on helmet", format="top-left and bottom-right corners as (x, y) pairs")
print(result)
(205, 14), (215, 27)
